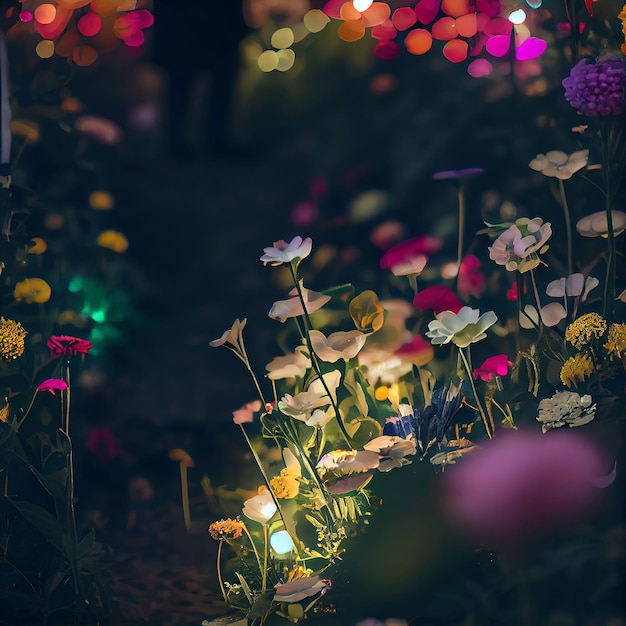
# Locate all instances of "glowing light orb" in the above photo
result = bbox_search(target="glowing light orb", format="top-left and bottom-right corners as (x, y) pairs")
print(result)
(258, 50), (278, 72)
(509, 9), (526, 24)
(353, 0), (374, 11)
(35, 4), (56, 24)
(404, 28), (433, 54)
(270, 530), (295, 555)
(276, 49), (296, 72)
(303, 9), (330, 33)
(36, 40), (55, 59)
(271, 27), (294, 49)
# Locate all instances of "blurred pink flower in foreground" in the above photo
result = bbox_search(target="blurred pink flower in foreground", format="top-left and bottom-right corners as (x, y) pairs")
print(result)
(442, 430), (611, 547)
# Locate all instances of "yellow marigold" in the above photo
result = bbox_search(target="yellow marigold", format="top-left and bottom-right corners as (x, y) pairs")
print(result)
(96, 230), (128, 253)
(13, 277), (51, 304)
(208, 517), (245, 540)
(560, 353), (594, 387)
(605, 323), (626, 358)
(565, 312), (607, 349)
(0, 317), (27, 361)
(270, 468), (300, 499)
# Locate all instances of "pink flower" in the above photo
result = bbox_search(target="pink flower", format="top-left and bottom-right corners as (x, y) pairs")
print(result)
(232, 400), (262, 425)
(413, 285), (463, 314)
(47, 335), (92, 357)
(442, 430), (610, 548)
(457, 254), (485, 300)
(473, 354), (512, 382)
(37, 378), (68, 394)
(380, 235), (443, 277)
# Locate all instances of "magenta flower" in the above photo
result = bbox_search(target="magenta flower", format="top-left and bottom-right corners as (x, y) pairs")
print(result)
(473, 354), (512, 382)
(380, 235), (443, 277)
(413, 285), (463, 314)
(47, 335), (92, 357)
(442, 430), (610, 548)
(457, 254), (486, 300)
(37, 378), (68, 395)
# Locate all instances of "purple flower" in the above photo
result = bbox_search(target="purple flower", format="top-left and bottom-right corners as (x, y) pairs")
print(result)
(442, 430), (610, 548)
(562, 56), (626, 117)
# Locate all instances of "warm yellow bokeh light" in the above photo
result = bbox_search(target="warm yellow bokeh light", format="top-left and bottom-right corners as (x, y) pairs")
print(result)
(258, 50), (279, 72)
(303, 9), (330, 33)
(36, 40), (55, 59)
(271, 27), (294, 49)
(276, 49), (296, 72)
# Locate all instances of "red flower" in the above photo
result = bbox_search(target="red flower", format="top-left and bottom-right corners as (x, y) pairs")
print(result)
(47, 335), (92, 357)
(413, 285), (463, 314)
(473, 354), (512, 382)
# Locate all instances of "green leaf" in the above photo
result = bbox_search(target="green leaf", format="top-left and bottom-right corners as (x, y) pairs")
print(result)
(6, 498), (65, 555)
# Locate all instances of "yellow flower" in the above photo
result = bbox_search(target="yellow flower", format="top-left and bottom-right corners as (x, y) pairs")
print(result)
(96, 230), (128, 253)
(13, 278), (52, 304)
(270, 468), (300, 499)
(0, 317), (27, 361)
(604, 323), (626, 358)
(349, 290), (385, 333)
(208, 517), (245, 540)
(560, 353), (594, 387)
(27, 238), (47, 254)
(0, 399), (9, 423)
(564, 312), (607, 349)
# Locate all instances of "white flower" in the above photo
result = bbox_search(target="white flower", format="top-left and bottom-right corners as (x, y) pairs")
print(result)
(268, 283), (331, 323)
(273, 575), (328, 602)
(306, 407), (335, 428)
(242, 490), (277, 524)
(260, 236), (313, 266)
(426, 306), (497, 348)
(488, 218), (552, 273)
(546, 274), (599, 301)
(309, 329), (367, 362)
(519, 303), (567, 328)
(266, 347), (311, 380)
(364, 435), (417, 472)
(537, 391), (597, 433)
(576, 210), (626, 238)
(278, 391), (331, 421)
(209, 318), (247, 348)
(528, 149), (589, 179)
(316, 449), (380, 474)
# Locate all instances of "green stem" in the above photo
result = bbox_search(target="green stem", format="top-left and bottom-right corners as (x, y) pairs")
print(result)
(599, 118), (616, 319)
(262, 523), (268, 592)
(456, 181), (466, 287)
(288, 265), (352, 448)
(558, 179), (573, 277)
(241, 521), (264, 581)
(216, 541), (228, 602)
(459, 347), (493, 439)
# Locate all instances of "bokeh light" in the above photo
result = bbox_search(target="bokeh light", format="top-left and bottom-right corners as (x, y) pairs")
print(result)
(303, 9), (330, 33)
(258, 50), (279, 72)
(36, 40), (55, 58)
(276, 49), (296, 72)
(34, 4), (57, 25)
(270, 530), (295, 555)
(78, 12), (102, 37)
(404, 29), (433, 54)
(271, 28), (294, 49)
(353, 0), (374, 11)
(467, 58), (493, 76)
(509, 9), (526, 24)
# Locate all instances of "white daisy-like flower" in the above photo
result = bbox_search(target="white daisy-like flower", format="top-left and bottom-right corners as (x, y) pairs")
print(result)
(260, 236), (313, 266)
(528, 149), (589, 180)
(537, 390), (597, 433)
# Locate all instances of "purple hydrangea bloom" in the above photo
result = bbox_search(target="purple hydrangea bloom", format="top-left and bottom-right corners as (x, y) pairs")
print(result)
(562, 56), (626, 117)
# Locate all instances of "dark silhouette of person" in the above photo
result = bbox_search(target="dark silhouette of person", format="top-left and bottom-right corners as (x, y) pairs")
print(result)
(151, 0), (250, 159)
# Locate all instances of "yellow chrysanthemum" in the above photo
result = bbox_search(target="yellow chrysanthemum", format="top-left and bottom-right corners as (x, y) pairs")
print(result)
(604, 323), (626, 358)
(0, 317), (27, 361)
(96, 230), (128, 253)
(270, 468), (300, 499)
(560, 353), (594, 387)
(565, 312), (607, 349)
(13, 277), (51, 304)
(208, 517), (245, 540)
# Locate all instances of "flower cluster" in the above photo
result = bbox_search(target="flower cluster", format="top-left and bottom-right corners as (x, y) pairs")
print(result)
(562, 56), (626, 117)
